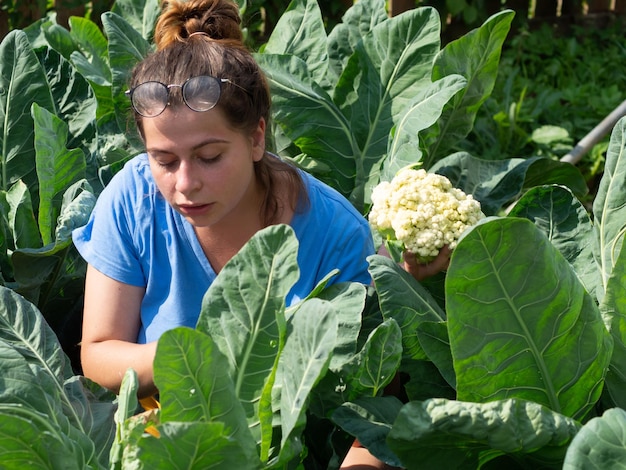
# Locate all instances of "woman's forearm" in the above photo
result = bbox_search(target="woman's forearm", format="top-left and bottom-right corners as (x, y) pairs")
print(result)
(81, 339), (158, 398)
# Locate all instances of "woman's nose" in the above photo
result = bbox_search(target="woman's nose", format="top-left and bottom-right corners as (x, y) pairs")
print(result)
(175, 161), (201, 194)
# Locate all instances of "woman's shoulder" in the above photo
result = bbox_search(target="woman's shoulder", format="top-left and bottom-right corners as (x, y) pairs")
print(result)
(99, 153), (158, 205)
(299, 171), (366, 225)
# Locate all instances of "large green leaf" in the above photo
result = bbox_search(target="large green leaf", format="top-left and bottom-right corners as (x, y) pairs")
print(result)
(510, 185), (601, 301)
(447, 218), (612, 420)
(311, 281), (366, 371)
(154, 327), (259, 465)
(111, 0), (160, 41)
(334, 7), (442, 208)
(41, 22), (77, 60)
(68, 16), (116, 127)
(432, 152), (588, 216)
(195, 224), (299, 440)
(128, 421), (255, 470)
(68, 16), (111, 86)
(599, 240), (626, 410)
(264, 0), (329, 86)
(0, 340), (67, 421)
(256, 52), (356, 190)
(343, 318), (402, 399)
(102, 11), (151, 134)
(0, 286), (115, 468)
(53, 179), (97, 243)
(522, 157), (588, 198)
(0, 30), (54, 191)
(63, 376), (117, 468)
(332, 396), (404, 468)
(593, 116), (626, 297)
(36, 48), (97, 157)
(33, 103), (86, 245)
(12, 180), (94, 314)
(563, 407), (626, 469)
(0, 404), (92, 470)
(259, 7), (442, 211)
(422, 10), (514, 167)
(368, 255), (445, 362)
(278, 298), (337, 450)
(382, 74), (466, 180)
(326, 0), (388, 82)
(387, 398), (580, 469)
(4, 180), (41, 250)
(0, 285), (69, 378)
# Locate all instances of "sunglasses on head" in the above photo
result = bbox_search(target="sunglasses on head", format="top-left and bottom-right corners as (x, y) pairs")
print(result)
(125, 75), (245, 117)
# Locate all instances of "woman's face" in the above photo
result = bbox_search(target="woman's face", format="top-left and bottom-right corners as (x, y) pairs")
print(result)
(141, 105), (265, 228)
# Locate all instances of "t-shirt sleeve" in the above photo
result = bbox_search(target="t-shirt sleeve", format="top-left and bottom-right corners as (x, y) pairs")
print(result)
(291, 172), (376, 299)
(325, 220), (375, 286)
(71, 162), (147, 287)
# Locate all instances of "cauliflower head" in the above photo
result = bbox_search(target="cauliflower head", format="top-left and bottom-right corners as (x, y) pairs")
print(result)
(369, 168), (485, 262)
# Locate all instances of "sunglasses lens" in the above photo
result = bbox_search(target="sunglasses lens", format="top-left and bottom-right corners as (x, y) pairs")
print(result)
(131, 82), (169, 117)
(183, 76), (221, 112)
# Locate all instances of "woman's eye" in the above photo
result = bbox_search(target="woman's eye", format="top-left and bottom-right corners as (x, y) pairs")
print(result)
(156, 160), (177, 168)
(199, 154), (221, 165)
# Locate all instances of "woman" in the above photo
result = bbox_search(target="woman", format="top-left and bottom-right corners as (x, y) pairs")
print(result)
(73, 0), (448, 467)
(73, 0), (375, 398)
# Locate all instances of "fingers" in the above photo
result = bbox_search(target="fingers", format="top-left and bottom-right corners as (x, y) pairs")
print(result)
(403, 246), (451, 281)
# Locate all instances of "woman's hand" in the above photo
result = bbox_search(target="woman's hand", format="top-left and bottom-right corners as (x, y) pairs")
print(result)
(402, 245), (451, 281)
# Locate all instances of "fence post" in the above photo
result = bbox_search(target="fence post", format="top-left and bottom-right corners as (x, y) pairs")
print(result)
(587, 0), (612, 12)
(55, 0), (85, 29)
(560, 0), (584, 16)
(503, 0), (530, 31)
(533, 0), (558, 17)
(484, 0), (501, 14)
(0, 10), (8, 40)
(389, 0), (415, 17)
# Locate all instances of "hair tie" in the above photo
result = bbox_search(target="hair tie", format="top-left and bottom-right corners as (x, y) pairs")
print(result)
(188, 31), (210, 39)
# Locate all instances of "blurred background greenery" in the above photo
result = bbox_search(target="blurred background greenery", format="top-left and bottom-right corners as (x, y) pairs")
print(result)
(1, 0), (624, 197)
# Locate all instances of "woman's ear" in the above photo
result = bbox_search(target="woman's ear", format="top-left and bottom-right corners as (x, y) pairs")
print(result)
(251, 117), (266, 162)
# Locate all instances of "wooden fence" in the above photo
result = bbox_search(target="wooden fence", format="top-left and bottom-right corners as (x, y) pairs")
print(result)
(390, 0), (626, 17)
(1, 0), (624, 42)
(390, 0), (626, 41)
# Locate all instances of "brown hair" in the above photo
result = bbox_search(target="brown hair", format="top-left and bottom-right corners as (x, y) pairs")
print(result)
(129, 0), (306, 225)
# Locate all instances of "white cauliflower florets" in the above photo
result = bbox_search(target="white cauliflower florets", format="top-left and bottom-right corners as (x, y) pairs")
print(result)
(369, 168), (485, 262)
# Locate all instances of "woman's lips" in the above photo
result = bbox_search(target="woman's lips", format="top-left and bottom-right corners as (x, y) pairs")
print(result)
(177, 203), (212, 216)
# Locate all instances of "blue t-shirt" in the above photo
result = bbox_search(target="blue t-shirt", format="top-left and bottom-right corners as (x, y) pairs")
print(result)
(72, 154), (374, 343)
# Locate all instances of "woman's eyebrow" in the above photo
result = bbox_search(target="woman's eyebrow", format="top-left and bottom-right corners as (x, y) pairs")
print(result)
(147, 137), (229, 156)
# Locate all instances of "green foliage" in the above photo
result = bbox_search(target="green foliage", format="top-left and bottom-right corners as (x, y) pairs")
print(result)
(335, 117), (626, 469)
(462, 21), (626, 187)
(387, 398), (581, 468)
(563, 408), (626, 468)
(0, 285), (116, 469)
(0, 0), (153, 361)
(110, 225), (386, 468)
(448, 217), (610, 421)
(0, 1), (624, 469)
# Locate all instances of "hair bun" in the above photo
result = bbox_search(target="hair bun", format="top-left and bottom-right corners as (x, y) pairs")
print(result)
(154, 0), (242, 50)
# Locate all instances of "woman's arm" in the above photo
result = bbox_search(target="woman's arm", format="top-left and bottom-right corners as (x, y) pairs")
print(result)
(80, 264), (157, 398)
(340, 442), (400, 470)
(340, 247), (451, 469)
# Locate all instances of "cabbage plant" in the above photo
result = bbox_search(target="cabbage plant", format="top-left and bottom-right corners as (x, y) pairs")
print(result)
(0, 0), (153, 364)
(256, 0), (586, 213)
(0, 0), (624, 469)
(331, 117), (626, 469)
